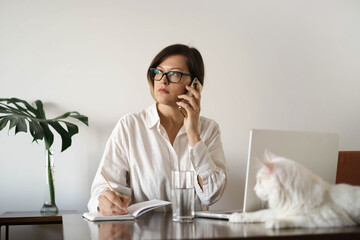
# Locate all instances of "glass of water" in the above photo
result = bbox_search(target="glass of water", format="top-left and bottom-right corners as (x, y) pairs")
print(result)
(171, 171), (195, 222)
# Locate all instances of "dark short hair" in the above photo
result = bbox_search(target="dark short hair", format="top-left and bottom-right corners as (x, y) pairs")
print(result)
(147, 44), (205, 98)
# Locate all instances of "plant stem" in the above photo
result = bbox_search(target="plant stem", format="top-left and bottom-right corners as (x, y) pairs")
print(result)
(47, 149), (55, 205)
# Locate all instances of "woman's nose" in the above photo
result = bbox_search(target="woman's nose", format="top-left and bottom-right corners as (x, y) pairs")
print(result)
(160, 74), (169, 85)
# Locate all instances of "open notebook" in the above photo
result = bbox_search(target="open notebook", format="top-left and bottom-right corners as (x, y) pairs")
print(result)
(83, 199), (171, 221)
(195, 129), (339, 220)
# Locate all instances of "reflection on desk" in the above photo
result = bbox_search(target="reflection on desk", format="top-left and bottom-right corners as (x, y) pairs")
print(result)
(63, 211), (360, 240)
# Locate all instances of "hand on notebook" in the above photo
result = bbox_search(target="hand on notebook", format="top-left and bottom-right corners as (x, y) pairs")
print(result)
(98, 190), (131, 216)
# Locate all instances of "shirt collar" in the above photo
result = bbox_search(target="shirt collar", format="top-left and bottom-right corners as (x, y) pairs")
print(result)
(145, 103), (192, 137)
(145, 102), (160, 129)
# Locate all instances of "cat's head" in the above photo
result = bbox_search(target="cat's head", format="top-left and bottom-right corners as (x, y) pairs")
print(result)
(254, 151), (326, 209)
(254, 151), (304, 203)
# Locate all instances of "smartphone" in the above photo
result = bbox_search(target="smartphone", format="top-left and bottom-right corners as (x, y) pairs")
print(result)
(179, 78), (202, 117)
(186, 78), (203, 97)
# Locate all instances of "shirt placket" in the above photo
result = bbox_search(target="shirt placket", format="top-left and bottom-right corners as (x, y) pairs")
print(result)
(173, 127), (188, 171)
(157, 124), (179, 171)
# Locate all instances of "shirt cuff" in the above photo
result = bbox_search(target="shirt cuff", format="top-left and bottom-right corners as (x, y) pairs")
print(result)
(188, 140), (217, 183)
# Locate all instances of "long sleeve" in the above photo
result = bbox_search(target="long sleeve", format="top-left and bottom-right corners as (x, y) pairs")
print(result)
(189, 120), (228, 206)
(87, 120), (132, 212)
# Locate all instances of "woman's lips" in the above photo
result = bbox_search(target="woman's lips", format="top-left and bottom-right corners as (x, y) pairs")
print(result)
(158, 88), (169, 93)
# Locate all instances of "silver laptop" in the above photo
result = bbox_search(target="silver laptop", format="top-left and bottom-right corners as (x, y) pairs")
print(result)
(195, 129), (339, 220)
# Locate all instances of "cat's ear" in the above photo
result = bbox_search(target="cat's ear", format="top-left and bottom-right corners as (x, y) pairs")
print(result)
(260, 159), (275, 172)
(265, 149), (278, 162)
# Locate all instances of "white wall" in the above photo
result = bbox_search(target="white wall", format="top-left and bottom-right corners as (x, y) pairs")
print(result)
(1, 0), (360, 219)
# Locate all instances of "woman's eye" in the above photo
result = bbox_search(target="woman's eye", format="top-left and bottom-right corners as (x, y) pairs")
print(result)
(154, 69), (163, 77)
(170, 71), (181, 77)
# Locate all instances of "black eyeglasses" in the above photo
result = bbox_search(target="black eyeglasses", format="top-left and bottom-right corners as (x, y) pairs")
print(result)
(149, 68), (193, 83)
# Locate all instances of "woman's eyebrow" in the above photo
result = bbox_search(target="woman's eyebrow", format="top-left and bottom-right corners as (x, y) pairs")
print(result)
(157, 65), (185, 71)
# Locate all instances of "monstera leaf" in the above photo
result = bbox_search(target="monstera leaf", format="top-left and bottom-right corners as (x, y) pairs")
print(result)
(0, 98), (88, 152)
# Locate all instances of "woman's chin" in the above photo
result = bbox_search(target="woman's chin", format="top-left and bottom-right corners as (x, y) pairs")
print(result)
(155, 96), (175, 105)
(156, 100), (178, 109)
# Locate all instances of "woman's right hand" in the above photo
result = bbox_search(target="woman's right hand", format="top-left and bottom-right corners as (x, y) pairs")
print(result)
(97, 190), (131, 216)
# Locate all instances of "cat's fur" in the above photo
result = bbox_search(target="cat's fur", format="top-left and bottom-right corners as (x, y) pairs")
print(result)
(229, 152), (360, 229)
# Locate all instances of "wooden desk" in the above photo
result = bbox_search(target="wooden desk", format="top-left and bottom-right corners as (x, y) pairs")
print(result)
(0, 211), (76, 240)
(63, 211), (360, 240)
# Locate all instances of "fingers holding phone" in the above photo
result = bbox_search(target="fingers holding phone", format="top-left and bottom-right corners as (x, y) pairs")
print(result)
(177, 78), (202, 117)
(177, 78), (202, 146)
(186, 78), (202, 98)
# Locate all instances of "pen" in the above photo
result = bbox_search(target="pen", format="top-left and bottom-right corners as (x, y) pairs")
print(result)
(100, 172), (125, 208)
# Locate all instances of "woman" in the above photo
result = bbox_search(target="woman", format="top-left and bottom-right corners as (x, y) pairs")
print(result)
(88, 44), (228, 215)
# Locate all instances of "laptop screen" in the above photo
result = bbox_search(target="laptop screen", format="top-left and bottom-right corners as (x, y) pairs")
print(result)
(243, 129), (339, 213)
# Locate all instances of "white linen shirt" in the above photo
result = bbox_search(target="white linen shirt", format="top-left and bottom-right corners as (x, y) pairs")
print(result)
(87, 103), (228, 212)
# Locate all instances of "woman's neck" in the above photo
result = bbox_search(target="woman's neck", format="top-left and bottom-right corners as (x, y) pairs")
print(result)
(157, 103), (183, 125)
(157, 103), (184, 144)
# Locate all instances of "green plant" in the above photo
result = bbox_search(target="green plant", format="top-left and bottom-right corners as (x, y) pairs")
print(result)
(0, 97), (88, 211)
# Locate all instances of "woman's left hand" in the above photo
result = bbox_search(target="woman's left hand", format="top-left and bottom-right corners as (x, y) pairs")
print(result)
(176, 84), (201, 146)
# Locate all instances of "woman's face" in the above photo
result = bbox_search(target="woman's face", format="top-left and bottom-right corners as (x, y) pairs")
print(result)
(153, 55), (192, 107)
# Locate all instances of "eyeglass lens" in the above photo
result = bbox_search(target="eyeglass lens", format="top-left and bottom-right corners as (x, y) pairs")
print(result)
(151, 69), (182, 83)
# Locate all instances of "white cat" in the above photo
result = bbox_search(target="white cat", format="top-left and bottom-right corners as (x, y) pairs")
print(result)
(229, 152), (360, 229)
